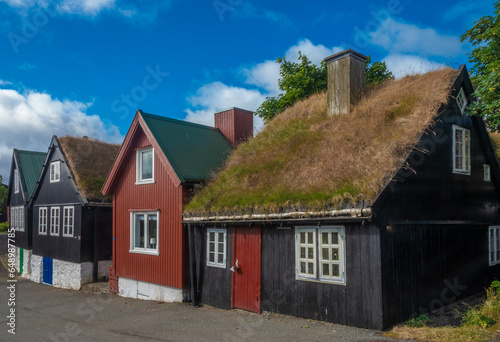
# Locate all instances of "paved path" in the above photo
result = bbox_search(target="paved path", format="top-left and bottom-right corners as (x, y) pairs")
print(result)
(0, 241), (403, 341)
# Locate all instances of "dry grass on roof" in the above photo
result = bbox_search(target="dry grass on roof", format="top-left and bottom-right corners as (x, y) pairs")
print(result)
(185, 68), (459, 216)
(489, 132), (500, 164)
(59, 136), (120, 203)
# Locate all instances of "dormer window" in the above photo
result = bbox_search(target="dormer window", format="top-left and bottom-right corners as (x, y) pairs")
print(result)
(136, 147), (154, 184)
(453, 125), (471, 175)
(14, 169), (19, 194)
(50, 161), (60, 183)
(457, 88), (467, 114)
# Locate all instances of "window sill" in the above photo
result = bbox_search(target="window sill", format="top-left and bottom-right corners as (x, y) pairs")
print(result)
(129, 249), (159, 256)
(296, 276), (346, 285)
(135, 180), (155, 185)
(207, 263), (226, 269)
(452, 170), (471, 176)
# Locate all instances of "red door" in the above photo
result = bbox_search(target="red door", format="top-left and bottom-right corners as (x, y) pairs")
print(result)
(232, 226), (261, 313)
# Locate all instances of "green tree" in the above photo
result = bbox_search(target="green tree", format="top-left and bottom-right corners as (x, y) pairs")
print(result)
(0, 175), (7, 217)
(460, 1), (500, 131)
(255, 52), (393, 123)
(365, 55), (394, 86)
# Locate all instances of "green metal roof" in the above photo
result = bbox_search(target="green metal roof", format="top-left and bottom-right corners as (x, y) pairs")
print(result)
(141, 112), (233, 183)
(17, 150), (46, 197)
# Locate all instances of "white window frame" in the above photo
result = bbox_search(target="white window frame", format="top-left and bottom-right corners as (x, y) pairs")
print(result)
(50, 207), (60, 236)
(452, 125), (471, 175)
(206, 228), (227, 268)
(39, 207), (48, 235)
(484, 164), (491, 182)
(14, 169), (19, 194)
(457, 87), (467, 114)
(136, 147), (155, 185)
(130, 211), (159, 255)
(63, 206), (75, 237)
(10, 207), (16, 231)
(18, 206), (24, 232)
(489, 226), (500, 266)
(295, 226), (346, 284)
(50, 161), (61, 183)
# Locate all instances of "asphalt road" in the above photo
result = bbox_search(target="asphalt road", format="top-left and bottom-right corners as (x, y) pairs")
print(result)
(0, 237), (403, 342)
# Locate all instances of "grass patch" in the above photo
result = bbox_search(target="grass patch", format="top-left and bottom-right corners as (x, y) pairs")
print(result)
(387, 281), (500, 342)
(58, 136), (120, 203)
(185, 68), (458, 216)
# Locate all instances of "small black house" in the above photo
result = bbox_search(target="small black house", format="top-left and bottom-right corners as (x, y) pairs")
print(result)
(6, 149), (46, 278)
(30, 136), (120, 290)
(183, 50), (500, 330)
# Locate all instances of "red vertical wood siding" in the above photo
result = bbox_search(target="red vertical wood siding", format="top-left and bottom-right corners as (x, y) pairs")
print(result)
(232, 226), (262, 313)
(113, 127), (186, 289)
(214, 108), (253, 147)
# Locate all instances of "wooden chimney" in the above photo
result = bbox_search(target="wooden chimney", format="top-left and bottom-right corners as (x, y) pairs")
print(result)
(324, 49), (367, 116)
(214, 107), (254, 148)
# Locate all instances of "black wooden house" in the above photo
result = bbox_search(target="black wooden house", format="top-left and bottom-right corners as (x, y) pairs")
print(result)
(183, 50), (500, 330)
(6, 149), (46, 278)
(30, 136), (119, 290)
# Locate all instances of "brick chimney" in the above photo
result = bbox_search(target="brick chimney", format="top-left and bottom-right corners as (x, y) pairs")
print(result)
(324, 49), (367, 116)
(214, 107), (254, 148)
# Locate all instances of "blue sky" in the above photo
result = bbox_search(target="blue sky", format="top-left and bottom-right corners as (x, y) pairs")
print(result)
(0, 0), (496, 182)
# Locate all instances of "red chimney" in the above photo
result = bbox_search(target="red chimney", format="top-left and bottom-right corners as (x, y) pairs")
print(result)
(214, 107), (254, 148)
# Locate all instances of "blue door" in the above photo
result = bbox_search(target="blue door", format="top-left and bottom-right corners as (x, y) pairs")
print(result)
(42, 257), (53, 285)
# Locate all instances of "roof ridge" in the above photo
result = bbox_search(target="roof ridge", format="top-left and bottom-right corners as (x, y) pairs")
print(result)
(141, 112), (219, 132)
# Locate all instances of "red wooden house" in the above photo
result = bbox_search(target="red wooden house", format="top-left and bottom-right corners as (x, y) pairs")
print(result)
(102, 108), (252, 300)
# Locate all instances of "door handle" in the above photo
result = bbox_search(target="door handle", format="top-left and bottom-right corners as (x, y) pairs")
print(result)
(230, 259), (240, 272)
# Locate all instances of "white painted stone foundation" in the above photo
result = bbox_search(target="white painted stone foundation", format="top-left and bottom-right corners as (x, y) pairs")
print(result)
(30, 254), (43, 284)
(19, 248), (32, 279)
(28, 256), (112, 290)
(118, 277), (183, 302)
(52, 260), (93, 290)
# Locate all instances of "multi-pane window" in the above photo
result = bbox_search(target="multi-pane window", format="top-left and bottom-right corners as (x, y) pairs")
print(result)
(295, 226), (345, 284)
(50, 161), (61, 183)
(489, 226), (500, 266)
(453, 125), (471, 175)
(484, 164), (491, 182)
(50, 207), (60, 236)
(63, 206), (74, 237)
(10, 206), (24, 232)
(131, 211), (158, 253)
(207, 228), (226, 268)
(39, 207), (47, 235)
(136, 148), (154, 184)
(457, 88), (467, 114)
(14, 169), (19, 194)
(296, 228), (316, 279)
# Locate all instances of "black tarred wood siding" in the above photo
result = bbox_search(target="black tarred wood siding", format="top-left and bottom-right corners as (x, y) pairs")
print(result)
(193, 226), (233, 309)
(32, 145), (84, 263)
(380, 224), (500, 328)
(260, 223), (384, 330)
(80, 206), (113, 263)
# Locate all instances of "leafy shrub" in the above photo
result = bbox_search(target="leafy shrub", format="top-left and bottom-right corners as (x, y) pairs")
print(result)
(406, 314), (431, 327)
(0, 221), (9, 232)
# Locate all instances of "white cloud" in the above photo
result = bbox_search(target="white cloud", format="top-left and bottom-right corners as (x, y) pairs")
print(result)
(383, 54), (445, 78)
(284, 39), (343, 65)
(370, 18), (464, 57)
(188, 39), (343, 131)
(0, 86), (123, 182)
(243, 39), (343, 94)
(57, 0), (115, 16)
(0, 0), (171, 20)
(184, 81), (265, 131)
(243, 60), (281, 95)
